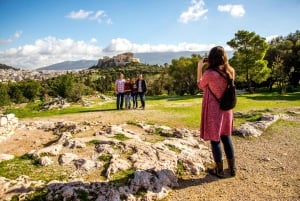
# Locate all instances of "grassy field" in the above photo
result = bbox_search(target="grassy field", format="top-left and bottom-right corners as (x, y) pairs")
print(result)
(4, 91), (300, 129)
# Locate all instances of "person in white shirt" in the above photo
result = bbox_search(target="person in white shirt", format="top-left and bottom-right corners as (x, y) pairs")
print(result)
(115, 73), (125, 110)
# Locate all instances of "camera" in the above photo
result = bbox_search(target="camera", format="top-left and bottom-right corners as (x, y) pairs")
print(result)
(203, 57), (208, 62)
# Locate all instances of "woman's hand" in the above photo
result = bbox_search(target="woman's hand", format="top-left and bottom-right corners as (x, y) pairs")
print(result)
(197, 59), (206, 83)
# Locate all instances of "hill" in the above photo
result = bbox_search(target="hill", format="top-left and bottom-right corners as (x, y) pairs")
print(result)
(0, 63), (19, 70)
(37, 60), (97, 71)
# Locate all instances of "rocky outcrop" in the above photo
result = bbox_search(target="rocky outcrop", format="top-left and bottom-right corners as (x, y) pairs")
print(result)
(0, 112), (294, 200)
(0, 113), (18, 143)
(0, 119), (212, 201)
(234, 113), (290, 137)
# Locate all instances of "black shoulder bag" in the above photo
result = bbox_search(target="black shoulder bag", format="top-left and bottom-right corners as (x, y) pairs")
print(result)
(208, 70), (237, 111)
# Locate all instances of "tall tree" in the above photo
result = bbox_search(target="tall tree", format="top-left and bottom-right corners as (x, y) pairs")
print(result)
(265, 30), (300, 90)
(227, 30), (270, 92)
(169, 54), (201, 95)
(285, 30), (300, 87)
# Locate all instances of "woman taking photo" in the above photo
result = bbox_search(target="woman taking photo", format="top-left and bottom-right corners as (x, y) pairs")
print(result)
(197, 46), (237, 178)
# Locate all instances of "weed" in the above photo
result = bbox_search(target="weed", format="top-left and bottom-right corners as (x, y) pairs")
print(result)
(24, 188), (48, 201)
(75, 189), (89, 201)
(176, 160), (185, 176)
(109, 133), (131, 141)
(86, 139), (101, 145)
(110, 168), (135, 186)
(165, 144), (181, 153)
(126, 120), (138, 126)
(98, 154), (112, 162)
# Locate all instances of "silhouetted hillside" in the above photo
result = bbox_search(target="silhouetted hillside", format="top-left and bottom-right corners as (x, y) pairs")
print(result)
(0, 63), (19, 70)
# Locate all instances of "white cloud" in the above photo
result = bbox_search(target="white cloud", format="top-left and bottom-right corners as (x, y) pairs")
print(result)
(67, 9), (112, 24)
(104, 38), (215, 53)
(0, 37), (102, 69)
(218, 4), (245, 17)
(90, 38), (98, 43)
(0, 37), (228, 69)
(265, 35), (279, 42)
(179, 0), (208, 23)
(66, 9), (93, 19)
(0, 30), (23, 44)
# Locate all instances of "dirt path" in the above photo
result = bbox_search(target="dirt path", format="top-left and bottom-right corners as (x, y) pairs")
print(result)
(1, 109), (299, 201)
(166, 119), (300, 201)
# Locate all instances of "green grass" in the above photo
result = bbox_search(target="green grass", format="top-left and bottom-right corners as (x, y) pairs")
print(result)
(3, 92), (300, 129)
(165, 144), (182, 153)
(109, 133), (131, 141)
(110, 168), (135, 186)
(4, 100), (116, 118)
(0, 155), (74, 182)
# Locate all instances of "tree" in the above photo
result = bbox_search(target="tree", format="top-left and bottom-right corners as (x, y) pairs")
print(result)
(265, 30), (300, 90)
(0, 83), (10, 106)
(8, 82), (27, 103)
(283, 30), (300, 87)
(20, 79), (41, 101)
(271, 56), (290, 94)
(169, 54), (201, 95)
(227, 30), (270, 93)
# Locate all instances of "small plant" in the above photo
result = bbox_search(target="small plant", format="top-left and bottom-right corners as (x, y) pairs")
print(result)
(24, 188), (48, 201)
(110, 168), (135, 186)
(246, 113), (262, 122)
(136, 187), (148, 197)
(75, 189), (89, 201)
(165, 144), (181, 153)
(154, 127), (163, 135)
(86, 139), (101, 145)
(176, 160), (185, 176)
(126, 120), (138, 126)
(109, 133), (131, 141)
(98, 154), (112, 162)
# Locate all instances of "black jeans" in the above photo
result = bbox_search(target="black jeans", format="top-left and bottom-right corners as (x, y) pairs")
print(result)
(116, 93), (124, 110)
(211, 135), (234, 163)
(138, 92), (145, 108)
(131, 93), (138, 108)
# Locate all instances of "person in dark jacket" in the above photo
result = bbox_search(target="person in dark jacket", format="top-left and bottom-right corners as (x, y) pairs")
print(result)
(130, 77), (138, 109)
(136, 73), (147, 109)
(124, 78), (132, 109)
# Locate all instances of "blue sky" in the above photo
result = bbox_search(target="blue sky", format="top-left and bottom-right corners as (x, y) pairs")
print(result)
(0, 0), (299, 69)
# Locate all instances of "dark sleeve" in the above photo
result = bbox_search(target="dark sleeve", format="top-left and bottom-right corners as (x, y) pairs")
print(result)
(143, 80), (147, 92)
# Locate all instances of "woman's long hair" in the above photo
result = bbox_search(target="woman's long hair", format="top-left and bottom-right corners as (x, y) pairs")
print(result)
(207, 46), (234, 79)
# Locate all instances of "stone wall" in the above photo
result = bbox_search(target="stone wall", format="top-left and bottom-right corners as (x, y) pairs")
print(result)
(0, 113), (18, 143)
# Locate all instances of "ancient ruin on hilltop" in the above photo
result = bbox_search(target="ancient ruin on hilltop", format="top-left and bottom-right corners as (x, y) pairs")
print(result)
(97, 52), (140, 68)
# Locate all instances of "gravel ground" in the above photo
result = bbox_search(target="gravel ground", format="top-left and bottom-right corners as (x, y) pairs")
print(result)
(165, 118), (300, 201)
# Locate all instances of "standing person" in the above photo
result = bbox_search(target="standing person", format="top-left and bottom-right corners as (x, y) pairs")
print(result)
(130, 77), (138, 109)
(124, 78), (132, 109)
(136, 73), (147, 109)
(197, 46), (236, 178)
(115, 73), (125, 110)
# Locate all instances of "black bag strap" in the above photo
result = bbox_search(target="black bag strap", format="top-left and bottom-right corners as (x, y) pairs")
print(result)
(208, 86), (220, 103)
(213, 69), (230, 81)
(206, 69), (228, 103)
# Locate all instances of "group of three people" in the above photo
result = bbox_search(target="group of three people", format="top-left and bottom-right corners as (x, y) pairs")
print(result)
(115, 73), (147, 110)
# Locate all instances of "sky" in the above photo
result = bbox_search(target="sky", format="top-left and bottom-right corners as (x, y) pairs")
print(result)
(0, 0), (299, 69)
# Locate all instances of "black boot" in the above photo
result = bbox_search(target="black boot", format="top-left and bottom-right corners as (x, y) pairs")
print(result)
(227, 158), (236, 177)
(208, 161), (225, 178)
